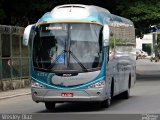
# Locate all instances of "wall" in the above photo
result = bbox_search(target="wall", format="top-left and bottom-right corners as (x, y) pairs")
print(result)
(0, 25), (30, 91)
(136, 33), (153, 51)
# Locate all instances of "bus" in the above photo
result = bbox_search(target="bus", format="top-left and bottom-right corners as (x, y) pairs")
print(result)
(23, 4), (136, 110)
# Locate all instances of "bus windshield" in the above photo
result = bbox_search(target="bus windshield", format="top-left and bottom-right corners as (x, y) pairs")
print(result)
(33, 23), (103, 73)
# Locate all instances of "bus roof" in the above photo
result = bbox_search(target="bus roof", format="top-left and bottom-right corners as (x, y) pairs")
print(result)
(36, 4), (134, 27)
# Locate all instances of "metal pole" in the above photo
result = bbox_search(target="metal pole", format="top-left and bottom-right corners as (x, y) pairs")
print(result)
(10, 26), (13, 82)
(28, 34), (31, 81)
(152, 32), (157, 56)
(0, 33), (2, 89)
(20, 35), (22, 81)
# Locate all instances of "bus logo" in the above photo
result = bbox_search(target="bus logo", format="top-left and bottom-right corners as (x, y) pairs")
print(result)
(63, 74), (72, 77)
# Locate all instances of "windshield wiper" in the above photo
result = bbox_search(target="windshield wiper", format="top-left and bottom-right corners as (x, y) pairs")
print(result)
(47, 49), (88, 72)
(48, 50), (66, 69)
(68, 50), (88, 72)
(34, 67), (51, 72)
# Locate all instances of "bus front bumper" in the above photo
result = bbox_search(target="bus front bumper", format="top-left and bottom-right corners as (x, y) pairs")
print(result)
(31, 87), (108, 102)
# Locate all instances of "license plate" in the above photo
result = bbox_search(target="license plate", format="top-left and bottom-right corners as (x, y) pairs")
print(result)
(61, 92), (73, 97)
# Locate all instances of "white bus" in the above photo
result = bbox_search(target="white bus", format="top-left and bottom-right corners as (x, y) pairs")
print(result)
(23, 4), (136, 110)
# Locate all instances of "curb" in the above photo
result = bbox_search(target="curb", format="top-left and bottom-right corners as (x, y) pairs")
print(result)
(0, 92), (31, 100)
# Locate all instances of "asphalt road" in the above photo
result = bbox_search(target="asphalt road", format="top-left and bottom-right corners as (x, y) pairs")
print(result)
(0, 59), (160, 114)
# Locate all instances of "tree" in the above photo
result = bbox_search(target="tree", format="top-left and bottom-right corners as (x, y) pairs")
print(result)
(109, 38), (123, 49)
(1, 0), (55, 26)
(115, 0), (160, 37)
(0, 9), (6, 23)
(0, 0), (159, 37)
(0, 0), (118, 26)
(156, 34), (160, 52)
(0, 0), (6, 24)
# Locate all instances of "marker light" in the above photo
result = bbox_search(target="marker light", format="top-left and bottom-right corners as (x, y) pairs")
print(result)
(88, 81), (105, 89)
(31, 80), (45, 89)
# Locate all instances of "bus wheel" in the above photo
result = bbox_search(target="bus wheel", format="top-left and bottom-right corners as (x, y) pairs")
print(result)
(45, 102), (56, 111)
(101, 97), (111, 108)
(101, 84), (112, 108)
(121, 89), (130, 99)
(121, 77), (131, 99)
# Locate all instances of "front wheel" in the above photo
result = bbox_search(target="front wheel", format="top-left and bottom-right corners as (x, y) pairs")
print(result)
(100, 97), (111, 108)
(45, 102), (56, 111)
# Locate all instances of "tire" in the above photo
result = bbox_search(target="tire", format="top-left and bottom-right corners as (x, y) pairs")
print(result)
(121, 75), (131, 99)
(100, 80), (113, 108)
(155, 57), (159, 62)
(121, 89), (130, 99)
(101, 97), (111, 108)
(45, 102), (56, 111)
(155, 59), (157, 62)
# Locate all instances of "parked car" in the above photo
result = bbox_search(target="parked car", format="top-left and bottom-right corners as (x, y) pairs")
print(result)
(141, 51), (148, 57)
(136, 50), (148, 59)
(150, 53), (160, 62)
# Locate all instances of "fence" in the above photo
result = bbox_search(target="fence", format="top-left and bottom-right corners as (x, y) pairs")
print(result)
(0, 25), (30, 91)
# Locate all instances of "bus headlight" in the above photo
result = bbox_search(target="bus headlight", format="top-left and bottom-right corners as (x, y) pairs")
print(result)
(88, 81), (105, 89)
(31, 80), (45, 89)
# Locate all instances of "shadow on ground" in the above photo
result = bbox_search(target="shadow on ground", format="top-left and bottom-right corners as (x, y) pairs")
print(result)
(37, 95), (135, 113)
(136, 70), (160, 80)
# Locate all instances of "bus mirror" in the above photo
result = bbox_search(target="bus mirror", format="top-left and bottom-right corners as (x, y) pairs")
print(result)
(103, 25), (110, 46)
(23, 24), (33, 46)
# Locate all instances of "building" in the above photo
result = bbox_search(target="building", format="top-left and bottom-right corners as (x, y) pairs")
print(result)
(136, 33), (153, 55)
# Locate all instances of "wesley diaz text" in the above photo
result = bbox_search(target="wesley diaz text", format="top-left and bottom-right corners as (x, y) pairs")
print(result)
(1, 114), (32, 120)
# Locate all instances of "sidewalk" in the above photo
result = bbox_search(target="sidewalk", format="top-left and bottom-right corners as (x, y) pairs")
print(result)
(0, 87), (31, 100)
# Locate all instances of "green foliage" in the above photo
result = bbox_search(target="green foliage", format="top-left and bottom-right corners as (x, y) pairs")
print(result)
(0, 0), (159, 36)
(156, 34), (160, 52)
(116, 0), (160, 37)
(157, 34), (160, 44)
(110, 38), (123, 49)
(0, 0), (55, 26)
(0, 9), (6, 23)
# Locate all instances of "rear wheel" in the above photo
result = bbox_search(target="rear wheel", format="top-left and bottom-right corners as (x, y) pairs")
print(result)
(45, 102), (56, 111)
(121, 89), (130, 99)
(121, 76), (131, 99)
